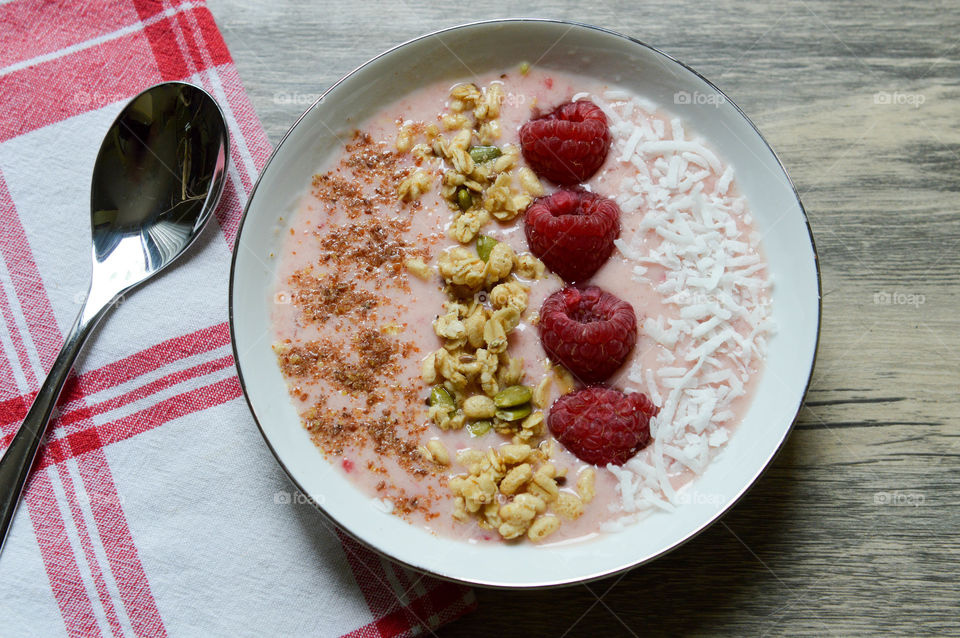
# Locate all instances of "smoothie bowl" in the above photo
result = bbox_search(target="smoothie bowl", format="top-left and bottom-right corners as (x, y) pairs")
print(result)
(229, 19), (820, 587)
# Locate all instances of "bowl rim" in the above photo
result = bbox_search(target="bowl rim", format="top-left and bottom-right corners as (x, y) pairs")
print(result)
(228, 17), (822, 589)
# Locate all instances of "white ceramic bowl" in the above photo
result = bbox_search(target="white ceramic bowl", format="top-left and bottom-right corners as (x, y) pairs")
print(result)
(230, 19), (821, 588)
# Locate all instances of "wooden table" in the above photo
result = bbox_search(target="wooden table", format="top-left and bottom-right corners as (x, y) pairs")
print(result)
(206, 1), (960, 634)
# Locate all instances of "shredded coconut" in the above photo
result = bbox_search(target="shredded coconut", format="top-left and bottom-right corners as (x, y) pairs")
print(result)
(598, 91), (774, 523)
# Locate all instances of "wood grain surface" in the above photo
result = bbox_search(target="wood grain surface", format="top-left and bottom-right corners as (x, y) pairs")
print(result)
(206, 1), (960, 635)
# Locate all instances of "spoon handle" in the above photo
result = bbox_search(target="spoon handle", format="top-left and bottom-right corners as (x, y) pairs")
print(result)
(0, 293), (114, 555)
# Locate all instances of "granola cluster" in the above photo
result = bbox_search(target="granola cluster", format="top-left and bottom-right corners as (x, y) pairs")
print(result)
(389, 80), (602, 542)
(419, 238), (545, 438)
(450, 442), (596, 540)
(395, 82), (545, 244)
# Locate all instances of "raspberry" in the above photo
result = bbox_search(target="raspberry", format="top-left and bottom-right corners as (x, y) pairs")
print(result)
(519, 100), (611, 185)
(548, 386), (659, 466)
(539, 286), (637, 383)
(523, 189), (620, 283)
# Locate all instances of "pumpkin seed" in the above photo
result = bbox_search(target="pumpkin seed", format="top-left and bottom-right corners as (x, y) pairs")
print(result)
(494, 385), (533, 408)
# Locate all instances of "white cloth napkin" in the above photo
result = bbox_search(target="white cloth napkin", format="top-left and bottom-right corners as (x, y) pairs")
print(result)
(0, 1), (474, 635)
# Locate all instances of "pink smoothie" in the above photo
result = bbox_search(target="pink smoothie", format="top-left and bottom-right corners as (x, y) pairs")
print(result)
(271, 67), (772, 543)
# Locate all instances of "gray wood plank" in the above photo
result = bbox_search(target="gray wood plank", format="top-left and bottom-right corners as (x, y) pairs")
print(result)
(205, 0), (960, 634)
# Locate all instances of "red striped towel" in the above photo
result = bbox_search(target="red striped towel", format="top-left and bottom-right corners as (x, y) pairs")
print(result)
(0, 1), (475, 635)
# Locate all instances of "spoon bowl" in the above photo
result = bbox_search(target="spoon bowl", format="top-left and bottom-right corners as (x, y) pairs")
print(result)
(0, 82), (229, 554)
(90, 82), (229, 299)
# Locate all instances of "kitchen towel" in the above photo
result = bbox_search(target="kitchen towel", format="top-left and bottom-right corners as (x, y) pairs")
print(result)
(0, 1), (475, 635)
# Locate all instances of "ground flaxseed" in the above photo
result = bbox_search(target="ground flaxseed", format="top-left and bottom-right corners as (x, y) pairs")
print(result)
(289, 270), (378, 323)
(275, 129), (450, 520)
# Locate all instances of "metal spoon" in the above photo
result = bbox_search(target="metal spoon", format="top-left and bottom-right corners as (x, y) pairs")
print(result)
(0, 82), (229, 553)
